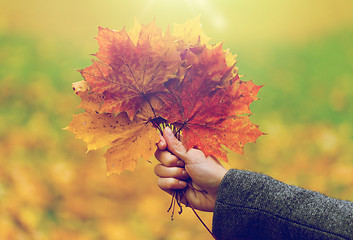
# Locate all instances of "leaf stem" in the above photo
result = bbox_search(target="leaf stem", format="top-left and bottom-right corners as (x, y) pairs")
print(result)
(142, 93), (157, 118)
(181, 191), (218, 240)
(175, 122), (186, 137)
(151, 119), (163, 135)
(162, 128), (217, 240)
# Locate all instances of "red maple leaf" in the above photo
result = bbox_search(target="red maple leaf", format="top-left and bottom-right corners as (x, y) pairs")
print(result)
(157, 43), (263, 161)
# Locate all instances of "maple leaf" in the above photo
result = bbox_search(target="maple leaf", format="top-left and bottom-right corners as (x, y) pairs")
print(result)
(65, 110), (159, 175)
(173, 16), (210, 51)
(157, 43), (233, 121)
(228, 79), (263, 116)
(157, 42), (263, 162)
(67, 79), (159, 174)
(72, 80), (104, 112)
(182, 117), (263, 161)
(66, 17), (263, 175)
(159, 43), (240, 121)
(80, 20), (180, 120)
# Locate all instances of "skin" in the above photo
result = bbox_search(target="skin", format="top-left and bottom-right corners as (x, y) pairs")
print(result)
(154, 127), (228, 212)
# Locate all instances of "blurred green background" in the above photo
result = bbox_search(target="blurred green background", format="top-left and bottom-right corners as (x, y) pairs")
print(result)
(1, 0), (353, 239)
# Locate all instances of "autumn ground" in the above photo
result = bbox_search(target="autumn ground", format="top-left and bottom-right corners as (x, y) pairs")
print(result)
(1, 1), (353, 239)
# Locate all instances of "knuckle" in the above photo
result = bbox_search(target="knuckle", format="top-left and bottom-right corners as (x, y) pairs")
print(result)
(186, 148), (206, 160)
(179, 169), (188, 179)
(155, 150), (178, 167)
(154, 149), (161, 159)
(165, 155), (178, 167)
(169, 140), (185, 155)
(176, 168), (185, 179)
(192, 148), (205, 157)
(171, 179), (182, 189)
(154, 164), (161, 175)
(174, 141), (185, 152)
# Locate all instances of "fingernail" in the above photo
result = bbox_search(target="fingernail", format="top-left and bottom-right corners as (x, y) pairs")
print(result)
(165, 127), (173, 137)
(159, 135), (164, 145)
(179, 181), (187, 188)
(177, 160), (184, 167)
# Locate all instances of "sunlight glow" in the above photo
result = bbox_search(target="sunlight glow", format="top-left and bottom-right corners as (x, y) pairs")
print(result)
(191, 0), (227, 30)
(131, 0), (229, 43)
(212, 14), (227, 29)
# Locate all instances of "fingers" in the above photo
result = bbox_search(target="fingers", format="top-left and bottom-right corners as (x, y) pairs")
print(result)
(154, 127), (190, 194)
(154, 149), (185, 167)
(157, 178), (187, 191)
(154, 164), (189, 180)
(163, 127), (189, 163)
(157, 134), (167, 150)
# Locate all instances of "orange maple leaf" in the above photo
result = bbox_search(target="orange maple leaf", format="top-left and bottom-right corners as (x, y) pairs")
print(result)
(80, 21), (180, 120)
(66, 17), (263, 174)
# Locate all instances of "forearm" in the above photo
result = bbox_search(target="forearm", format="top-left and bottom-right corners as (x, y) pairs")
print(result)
(212, 169), (353, 240)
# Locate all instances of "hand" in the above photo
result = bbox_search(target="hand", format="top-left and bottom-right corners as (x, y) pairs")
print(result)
(154, 127), (228, 212)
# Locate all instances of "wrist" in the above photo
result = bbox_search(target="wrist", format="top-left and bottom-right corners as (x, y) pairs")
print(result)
(217, 168), (228, 184)
(206, 167), (228, 200)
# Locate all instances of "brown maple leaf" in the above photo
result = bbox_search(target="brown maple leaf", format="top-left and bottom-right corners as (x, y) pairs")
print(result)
(80, 21), (180, 120)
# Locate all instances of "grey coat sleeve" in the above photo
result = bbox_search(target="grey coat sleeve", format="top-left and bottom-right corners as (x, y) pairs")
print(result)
(212, 169), (353, 240)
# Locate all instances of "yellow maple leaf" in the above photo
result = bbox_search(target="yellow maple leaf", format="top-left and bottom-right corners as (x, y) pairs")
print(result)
(105, 119), (159, 175)
(173, 16), (210, 46)
(65, 111), (159, 175)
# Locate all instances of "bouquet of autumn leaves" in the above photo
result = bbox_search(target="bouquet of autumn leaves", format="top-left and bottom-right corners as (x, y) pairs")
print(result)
(66, 18), (263, 176)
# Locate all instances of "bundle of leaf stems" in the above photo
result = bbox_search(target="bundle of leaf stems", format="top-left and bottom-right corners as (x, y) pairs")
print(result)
(154, 120), (218, 240)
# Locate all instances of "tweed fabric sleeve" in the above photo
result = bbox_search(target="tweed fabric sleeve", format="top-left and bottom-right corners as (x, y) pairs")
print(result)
(212, 169), (353, 240)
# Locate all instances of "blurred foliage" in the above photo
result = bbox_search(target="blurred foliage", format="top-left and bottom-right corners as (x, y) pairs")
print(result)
(0, 32), (214, 240)
(243, 29), (353, 124)
(1, 12), (353, 240)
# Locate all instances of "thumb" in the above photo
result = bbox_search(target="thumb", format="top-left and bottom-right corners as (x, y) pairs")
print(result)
(163, 127), (189, 163)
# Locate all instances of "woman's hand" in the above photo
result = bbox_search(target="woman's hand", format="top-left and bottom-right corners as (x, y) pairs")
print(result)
(154, 127), (228, 212)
